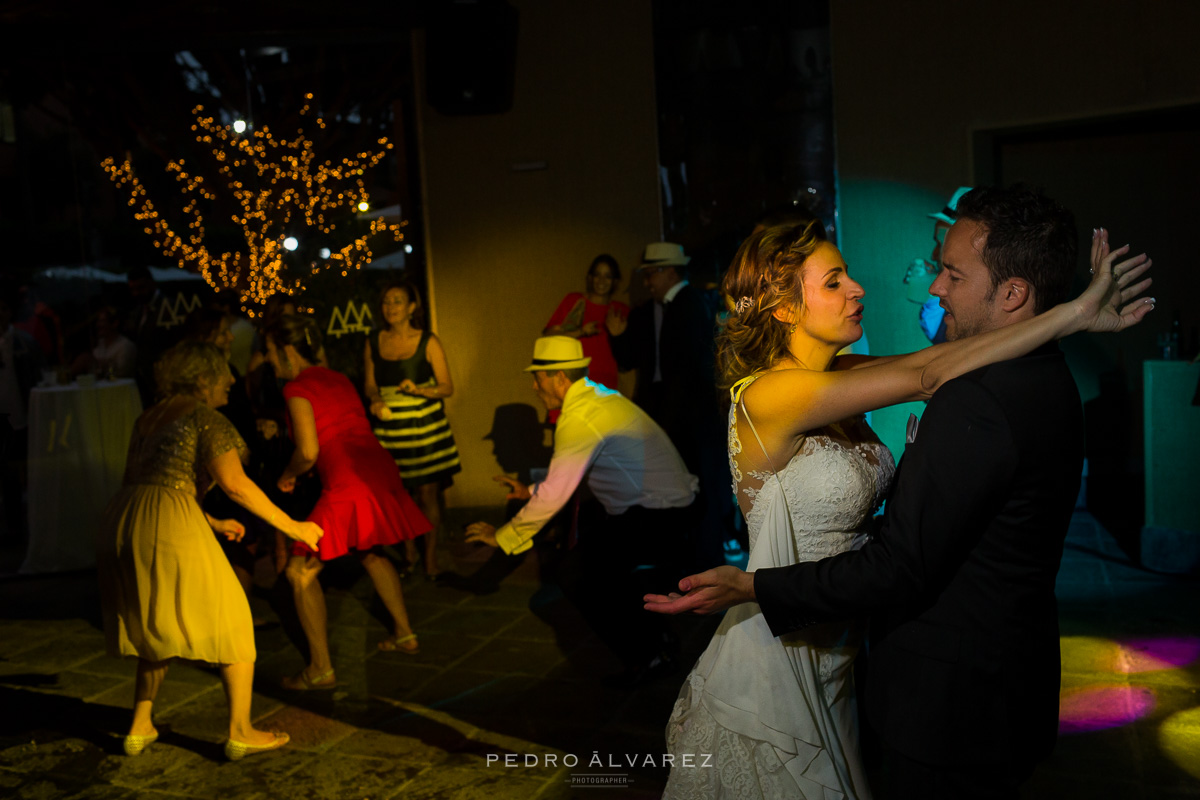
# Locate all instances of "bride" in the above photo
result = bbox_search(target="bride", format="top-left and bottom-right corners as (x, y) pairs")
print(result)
(656, 219), (1150, 798)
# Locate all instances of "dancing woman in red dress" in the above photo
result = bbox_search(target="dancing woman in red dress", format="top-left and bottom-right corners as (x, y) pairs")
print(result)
(267, 315), (431, 690)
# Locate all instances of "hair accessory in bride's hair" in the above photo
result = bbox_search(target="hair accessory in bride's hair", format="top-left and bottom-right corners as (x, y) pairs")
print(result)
(304, 326), (313, 347)
(734, 296), (753, 315)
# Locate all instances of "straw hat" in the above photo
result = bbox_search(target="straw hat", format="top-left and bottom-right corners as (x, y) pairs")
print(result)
(524, 336), (592, 372)
(639, 241), (690, 267)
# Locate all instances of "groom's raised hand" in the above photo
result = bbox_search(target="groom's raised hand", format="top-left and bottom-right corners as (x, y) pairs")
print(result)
(644, 566), (756, 615)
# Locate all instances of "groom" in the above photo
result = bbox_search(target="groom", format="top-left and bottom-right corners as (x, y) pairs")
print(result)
(648, 186), (1113, 799)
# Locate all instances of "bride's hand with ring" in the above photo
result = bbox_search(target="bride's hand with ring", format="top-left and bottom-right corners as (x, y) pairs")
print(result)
(1074, 227), (1154, 334)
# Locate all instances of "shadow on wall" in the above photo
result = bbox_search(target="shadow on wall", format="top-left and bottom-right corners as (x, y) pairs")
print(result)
(483, 403), (552, 486)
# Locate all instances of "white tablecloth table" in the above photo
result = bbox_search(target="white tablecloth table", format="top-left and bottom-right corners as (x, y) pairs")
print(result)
(22, 379), (142, 573)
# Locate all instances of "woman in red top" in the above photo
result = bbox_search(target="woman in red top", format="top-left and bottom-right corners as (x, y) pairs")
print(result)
(544, 254), (628, 391)
(267, 315), (430, 690)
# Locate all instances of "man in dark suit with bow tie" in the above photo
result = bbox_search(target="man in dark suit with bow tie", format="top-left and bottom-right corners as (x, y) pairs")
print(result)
(645, 187), (1114, 798)
(607, 242), (729, 570)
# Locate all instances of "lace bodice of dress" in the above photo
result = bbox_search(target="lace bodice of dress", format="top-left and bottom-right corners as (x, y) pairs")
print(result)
(728, 378), (895, 561)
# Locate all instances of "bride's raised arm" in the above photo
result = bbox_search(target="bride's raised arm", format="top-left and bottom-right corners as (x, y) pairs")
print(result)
(740, 227), (1153, 441)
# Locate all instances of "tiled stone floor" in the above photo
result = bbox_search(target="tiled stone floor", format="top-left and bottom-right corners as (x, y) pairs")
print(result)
(0, 512), (1197, 798)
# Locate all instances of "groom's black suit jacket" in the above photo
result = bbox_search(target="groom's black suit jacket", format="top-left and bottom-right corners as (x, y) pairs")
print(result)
(755, 344), (1084, 768)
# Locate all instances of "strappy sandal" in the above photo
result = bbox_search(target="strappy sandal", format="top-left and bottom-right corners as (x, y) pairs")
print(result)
(123, 729), (158, 756)
(377, 633), (419, 654)
(224, 731), (290, 761)
(280, 667), (337, 691)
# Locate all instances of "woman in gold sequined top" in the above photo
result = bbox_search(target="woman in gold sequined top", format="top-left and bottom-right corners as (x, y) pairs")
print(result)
(97, 341), (324, 761)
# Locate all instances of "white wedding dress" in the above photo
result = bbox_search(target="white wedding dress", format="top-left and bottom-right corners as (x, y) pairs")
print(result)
(663, 376), (894, 799)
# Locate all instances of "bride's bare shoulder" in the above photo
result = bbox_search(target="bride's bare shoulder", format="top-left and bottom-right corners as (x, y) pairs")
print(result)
(739, 366), (824, 407)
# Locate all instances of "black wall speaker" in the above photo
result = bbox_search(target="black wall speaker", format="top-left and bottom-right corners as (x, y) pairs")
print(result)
(426, 0), (519, 116)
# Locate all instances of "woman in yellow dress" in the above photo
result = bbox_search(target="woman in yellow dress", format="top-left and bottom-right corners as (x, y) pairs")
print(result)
(98, 341), (323, 760)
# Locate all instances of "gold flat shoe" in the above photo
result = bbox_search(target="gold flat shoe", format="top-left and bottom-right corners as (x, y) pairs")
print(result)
(224, 731), (290, 761)
(123, 730), (158, 756)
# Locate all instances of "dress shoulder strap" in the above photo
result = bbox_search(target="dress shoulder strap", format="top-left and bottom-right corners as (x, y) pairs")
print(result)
(733, 373), (792, 525)
(730, 374), (759, 406)
(736, 382), (776, 477)
(731, 376), (778, 475)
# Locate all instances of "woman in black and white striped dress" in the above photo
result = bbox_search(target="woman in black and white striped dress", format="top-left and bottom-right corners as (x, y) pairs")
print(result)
(364, 281), (461, 578)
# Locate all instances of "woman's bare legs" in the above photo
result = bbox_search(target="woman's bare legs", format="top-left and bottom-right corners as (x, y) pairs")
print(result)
(284, 555), (332, 679)
(220, 661), (280, 746)
(415, 483), (442, 576)
(130, 658), (170, 736)
(358, 548), (416, 648)
(403, 539), (420, 574)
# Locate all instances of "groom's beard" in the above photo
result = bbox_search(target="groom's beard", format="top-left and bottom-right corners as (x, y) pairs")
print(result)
(943, 298), (996, 341)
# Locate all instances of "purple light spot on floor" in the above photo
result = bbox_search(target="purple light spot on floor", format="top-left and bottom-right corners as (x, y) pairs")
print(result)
(1058, 685), (1156, 734)
(1117, 636), (1200, 673)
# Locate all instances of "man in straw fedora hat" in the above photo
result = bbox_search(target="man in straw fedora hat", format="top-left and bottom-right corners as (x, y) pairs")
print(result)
(467, 335), (698, 686)
(607, 242), (730, 572)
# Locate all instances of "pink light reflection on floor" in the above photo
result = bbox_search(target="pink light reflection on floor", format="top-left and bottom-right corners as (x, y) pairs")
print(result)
(1116, 636), (1200, 673)
(1058, 684), (1157, 735)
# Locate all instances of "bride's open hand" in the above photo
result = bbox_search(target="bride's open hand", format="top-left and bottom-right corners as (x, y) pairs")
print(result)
(644, 566), (756, 615)
(1075, 227), (1154, 333)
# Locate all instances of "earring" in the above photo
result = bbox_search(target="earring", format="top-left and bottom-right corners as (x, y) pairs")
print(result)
(789, 323), (796, 335)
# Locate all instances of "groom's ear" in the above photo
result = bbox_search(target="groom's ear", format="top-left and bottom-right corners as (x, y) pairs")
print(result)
(998, 278), (1032, 313)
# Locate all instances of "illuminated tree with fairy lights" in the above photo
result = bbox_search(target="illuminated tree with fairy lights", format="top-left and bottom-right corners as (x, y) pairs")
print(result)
(102, 93), (405, 315)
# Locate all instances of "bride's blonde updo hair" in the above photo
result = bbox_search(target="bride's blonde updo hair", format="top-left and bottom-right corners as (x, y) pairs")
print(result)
(717, 220), (826, 390)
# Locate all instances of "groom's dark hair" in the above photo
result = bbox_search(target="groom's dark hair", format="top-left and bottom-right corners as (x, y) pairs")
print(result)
(953, 185), (1077, 314)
